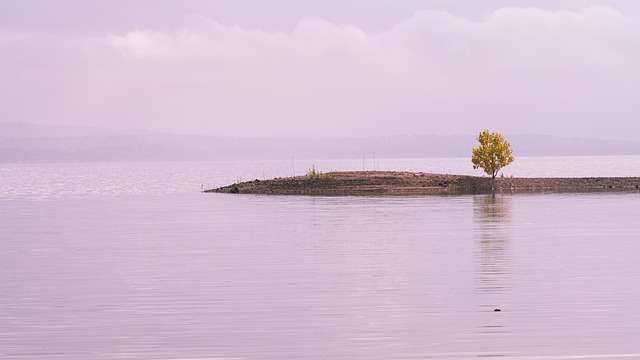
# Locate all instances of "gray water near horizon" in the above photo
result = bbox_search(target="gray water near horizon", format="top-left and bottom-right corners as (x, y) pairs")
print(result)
(1, 156), (640, 359)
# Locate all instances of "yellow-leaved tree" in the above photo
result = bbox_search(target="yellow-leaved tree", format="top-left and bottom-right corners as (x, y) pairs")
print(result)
(471, 130), (515, 179)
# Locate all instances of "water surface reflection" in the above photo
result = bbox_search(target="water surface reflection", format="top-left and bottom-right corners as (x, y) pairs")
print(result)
(473, 194), (512, 344)
(474, 194), (512, 295)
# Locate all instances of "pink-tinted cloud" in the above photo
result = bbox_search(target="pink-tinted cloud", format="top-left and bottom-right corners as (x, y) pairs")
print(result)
(1, 6), (639, 140)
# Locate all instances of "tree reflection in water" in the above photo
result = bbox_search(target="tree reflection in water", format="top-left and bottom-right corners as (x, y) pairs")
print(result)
(474, 194), (513, 340)
(474, 194), (512, 295)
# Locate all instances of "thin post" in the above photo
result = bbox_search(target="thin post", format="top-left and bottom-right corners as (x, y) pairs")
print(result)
(373, 150), (376, 171)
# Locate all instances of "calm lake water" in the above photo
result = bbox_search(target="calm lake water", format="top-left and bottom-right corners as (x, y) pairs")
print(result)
(1, 156), (640, 359)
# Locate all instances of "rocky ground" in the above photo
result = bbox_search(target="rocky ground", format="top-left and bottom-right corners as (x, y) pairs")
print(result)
(204, 171), (640, 195)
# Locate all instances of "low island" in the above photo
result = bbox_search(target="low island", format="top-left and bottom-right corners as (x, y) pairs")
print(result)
(204, 171), (640, 196)
(205, 131), (640, 196)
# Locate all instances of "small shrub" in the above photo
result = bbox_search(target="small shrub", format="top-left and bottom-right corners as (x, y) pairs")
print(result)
(307, 165), (334, 179)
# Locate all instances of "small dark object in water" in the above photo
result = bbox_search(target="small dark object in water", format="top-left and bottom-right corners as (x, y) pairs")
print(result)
(494, 308), (502, 312)
(230, 186), (239, 194)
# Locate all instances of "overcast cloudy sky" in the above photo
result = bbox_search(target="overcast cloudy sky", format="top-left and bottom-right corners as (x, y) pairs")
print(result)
(1, 0), (640, 140)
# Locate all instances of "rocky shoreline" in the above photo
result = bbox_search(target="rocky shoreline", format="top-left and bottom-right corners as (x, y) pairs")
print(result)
(204, 171), (640, 195)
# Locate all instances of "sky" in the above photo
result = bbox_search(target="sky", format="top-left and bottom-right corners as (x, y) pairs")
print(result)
(1, 0), (640, 140)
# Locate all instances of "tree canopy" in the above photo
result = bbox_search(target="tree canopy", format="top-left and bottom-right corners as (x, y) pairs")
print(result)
(471, 130), (515, 179)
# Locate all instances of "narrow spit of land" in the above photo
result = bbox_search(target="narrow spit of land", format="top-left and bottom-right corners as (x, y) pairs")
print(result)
(204, 171), (640, 195)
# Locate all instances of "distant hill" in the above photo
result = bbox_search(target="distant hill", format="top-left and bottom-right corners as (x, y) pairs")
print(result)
(1, 123), (640, 162)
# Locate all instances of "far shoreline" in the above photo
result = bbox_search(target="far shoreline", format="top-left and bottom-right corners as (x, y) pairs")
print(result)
(204, 171), (640, 196)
